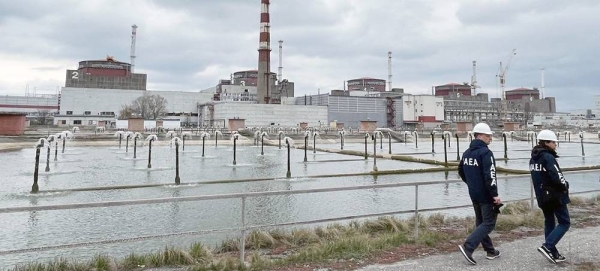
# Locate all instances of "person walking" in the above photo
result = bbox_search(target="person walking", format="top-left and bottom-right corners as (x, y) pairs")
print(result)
(457, 123), (502, 265)
(530, 130), (570, 264)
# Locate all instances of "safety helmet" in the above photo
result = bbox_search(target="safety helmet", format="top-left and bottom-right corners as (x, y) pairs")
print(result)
(472, 123), (493, 135)
(537, 130), (558, 141)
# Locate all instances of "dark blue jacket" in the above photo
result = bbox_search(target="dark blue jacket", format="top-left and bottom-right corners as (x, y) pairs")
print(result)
(458, 139), (498, 203)
(529, 146), (570, 208)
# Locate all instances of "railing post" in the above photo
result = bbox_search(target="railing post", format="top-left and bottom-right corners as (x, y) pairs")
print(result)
(530, 177), (535, 209)
(414, 184), (419, 239)
(240, 196), (246, 264)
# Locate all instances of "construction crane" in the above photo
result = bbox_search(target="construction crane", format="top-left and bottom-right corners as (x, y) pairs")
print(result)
(496, 49), (516, 123)
(497, 48), (517, 100)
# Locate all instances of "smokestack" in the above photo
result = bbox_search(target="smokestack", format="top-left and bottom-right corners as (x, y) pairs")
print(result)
(257, 0), (271, 104)
(471, 60), (477, 95)
(387, 51), (392, 91)
(540, 68), (545, 99)
(130, 24), (138, 73)
(278, 40), (283, 83)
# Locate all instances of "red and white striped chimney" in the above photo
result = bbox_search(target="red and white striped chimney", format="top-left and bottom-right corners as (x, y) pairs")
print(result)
(257, 0), (271, 104)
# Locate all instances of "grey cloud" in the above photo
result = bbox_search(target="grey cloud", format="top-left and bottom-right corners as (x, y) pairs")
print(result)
(0, 0), (598, 111)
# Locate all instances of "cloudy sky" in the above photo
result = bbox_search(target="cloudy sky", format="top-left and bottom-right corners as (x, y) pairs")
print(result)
(0, 0), (598, 111)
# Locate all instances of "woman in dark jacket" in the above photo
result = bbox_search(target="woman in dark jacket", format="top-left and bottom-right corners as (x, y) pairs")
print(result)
(529, 130), (570, 264)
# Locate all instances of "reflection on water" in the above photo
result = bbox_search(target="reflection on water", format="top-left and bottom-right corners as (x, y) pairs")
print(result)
(0, 141), (598, 267)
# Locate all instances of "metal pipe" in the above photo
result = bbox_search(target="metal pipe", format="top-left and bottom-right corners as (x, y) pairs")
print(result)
(54, 140), (58, 161)
(388, 132), (392, 155)
(503, 133), (508, 159)
(45, 145), (51, 172)
(455, 133), (460, 161)
(240, 196), (246, 264)
(443, 135), (448, 167)
(414, 185), (419, 239)
(373, 134), (378, 172)
(233, 136), (238, 166)
(431, 132), (435, 153)
(286, 139), (291, 178)
(304, 135), (308, 162)
(175, 141), (180, 185)
(133, 137), (138, 159)
(32, 146), (41, 193)
(147, 140), (153, 169)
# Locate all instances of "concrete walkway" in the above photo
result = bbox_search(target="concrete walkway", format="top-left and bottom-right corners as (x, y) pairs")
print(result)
(357, 225), (600, 271)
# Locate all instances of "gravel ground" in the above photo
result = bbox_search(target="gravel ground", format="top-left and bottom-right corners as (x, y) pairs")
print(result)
(357, 225), (600, 271)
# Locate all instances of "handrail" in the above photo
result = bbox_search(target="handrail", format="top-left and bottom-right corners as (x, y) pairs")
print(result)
(1, 170), (599, 264)
(0, 180), (465, 214)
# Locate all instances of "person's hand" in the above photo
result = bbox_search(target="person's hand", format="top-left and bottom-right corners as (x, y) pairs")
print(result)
(493, 197), (502, 205)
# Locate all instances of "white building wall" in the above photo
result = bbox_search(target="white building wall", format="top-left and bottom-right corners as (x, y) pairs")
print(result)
(213, 103), (328, 128)
(402, 95), (444, 122)
(115, 119), (181, 129)
(59, 88), (145, 116)
(59, 87), (212, 116)
(56, 87), (214, 125)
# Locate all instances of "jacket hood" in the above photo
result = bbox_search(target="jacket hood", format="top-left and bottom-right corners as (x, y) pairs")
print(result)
(531, 145), (559, 159)
(468, 139), (488, 150)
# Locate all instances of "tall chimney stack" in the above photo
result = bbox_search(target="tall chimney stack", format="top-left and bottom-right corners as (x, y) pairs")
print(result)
(257, 0), (271, 104)
(387, 51), (392, 91)
(278, 40), (283, 83)
(130, 24), (138, 73)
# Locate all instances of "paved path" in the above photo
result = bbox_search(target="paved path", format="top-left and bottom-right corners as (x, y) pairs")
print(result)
(357, 225), (600, 271)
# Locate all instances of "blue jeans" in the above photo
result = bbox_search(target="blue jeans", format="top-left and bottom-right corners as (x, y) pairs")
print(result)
(542, 204), (570, 254)
(464, 202), (497, 253)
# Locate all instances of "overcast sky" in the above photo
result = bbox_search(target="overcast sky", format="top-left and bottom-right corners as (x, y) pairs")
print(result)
(0, 0), (598, 111)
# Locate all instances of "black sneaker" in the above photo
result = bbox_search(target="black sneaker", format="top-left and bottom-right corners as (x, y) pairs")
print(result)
(537, 245), (557, 264)
(459, 244), (477, 265)
(486, 249), (501, 260)
(553, 253), (566, 263)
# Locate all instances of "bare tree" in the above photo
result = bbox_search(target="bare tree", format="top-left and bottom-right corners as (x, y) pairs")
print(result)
(118, 105), (135, 120)
(148, 94), (168, 119)
(121, 94), (168, 119)
(35, 109), (52, 125)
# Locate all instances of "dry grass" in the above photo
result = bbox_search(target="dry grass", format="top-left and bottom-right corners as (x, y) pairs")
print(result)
(146, 246), (196, 266)
(11, 196), (600, 271)
(246, 230), (276, 249)
(426, 213), (446, 226)
(570, 196), (588, 207)
(290, 228), (320, 246)
(501, 201), (531, 215)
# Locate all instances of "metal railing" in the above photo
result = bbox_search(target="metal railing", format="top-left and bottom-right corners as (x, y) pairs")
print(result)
(1, 171), (599, 264)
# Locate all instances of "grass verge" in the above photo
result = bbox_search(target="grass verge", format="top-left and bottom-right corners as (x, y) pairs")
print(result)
(10, 195), (600, 271)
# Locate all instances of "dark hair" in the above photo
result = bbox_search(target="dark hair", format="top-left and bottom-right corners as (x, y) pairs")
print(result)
(537, 140), (554, 146)
(474, 133), (489, 138)
(537, 140), (558, 156)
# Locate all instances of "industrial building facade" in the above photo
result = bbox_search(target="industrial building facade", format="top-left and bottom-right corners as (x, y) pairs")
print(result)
(65, 57), (147, 90)
(292, 94), (404, 129)
(54, 87), (211, 126)
(0, 95), (59, 113)
(346, 78), (387, 92)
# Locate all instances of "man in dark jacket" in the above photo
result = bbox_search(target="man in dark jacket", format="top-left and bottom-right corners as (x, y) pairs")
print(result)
(457, 123), (502, 265)
(530, 130), (570, 264)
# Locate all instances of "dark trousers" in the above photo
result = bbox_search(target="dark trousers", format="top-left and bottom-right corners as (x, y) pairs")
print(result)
(464, 202), (497, 253)
(542, 204), (570, 254)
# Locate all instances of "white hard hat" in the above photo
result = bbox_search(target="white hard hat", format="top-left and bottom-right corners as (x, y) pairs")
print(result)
(537, 130), (558, 141)
(472, 123), (493, 135)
